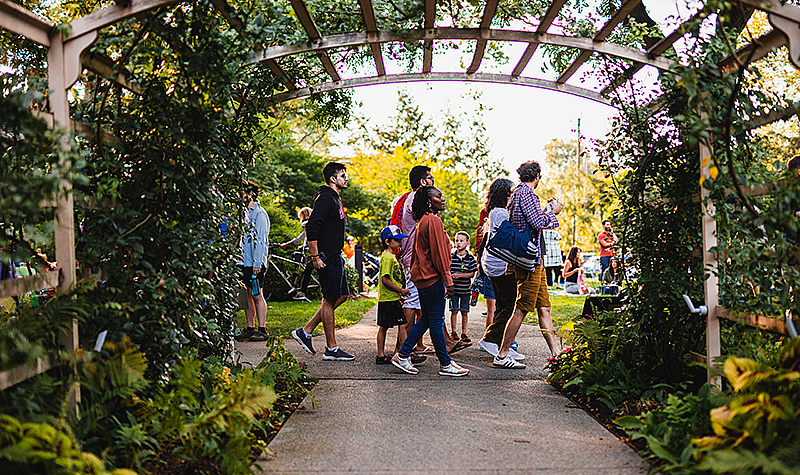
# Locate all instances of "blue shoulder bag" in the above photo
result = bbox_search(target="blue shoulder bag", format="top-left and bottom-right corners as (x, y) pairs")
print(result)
(485, 220), (540, 272)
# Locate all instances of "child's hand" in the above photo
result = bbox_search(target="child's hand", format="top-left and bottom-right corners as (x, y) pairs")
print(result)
(400, 288), (411, 297)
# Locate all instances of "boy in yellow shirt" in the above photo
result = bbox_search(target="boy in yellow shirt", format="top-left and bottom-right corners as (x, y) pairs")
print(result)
(376, 225), (416, 364)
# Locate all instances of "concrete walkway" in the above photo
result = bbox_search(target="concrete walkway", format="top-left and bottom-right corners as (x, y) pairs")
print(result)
(237, 301), (646, 474)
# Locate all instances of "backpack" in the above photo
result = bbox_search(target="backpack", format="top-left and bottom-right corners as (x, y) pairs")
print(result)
(485, 220), (540, 271)
(388, 192), (411, 256)
(388, 191), (411, 228)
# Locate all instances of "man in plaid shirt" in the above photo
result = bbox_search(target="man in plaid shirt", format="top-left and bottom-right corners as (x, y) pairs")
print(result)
(492, 160), (562, 368)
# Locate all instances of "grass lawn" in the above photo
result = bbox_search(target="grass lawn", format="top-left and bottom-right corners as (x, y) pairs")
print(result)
(522, 289), (587, 329)
(236, 297), (376, 338)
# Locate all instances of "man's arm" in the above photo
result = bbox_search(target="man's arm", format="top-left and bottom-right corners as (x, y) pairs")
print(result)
(426, 217), (454, 291)
(520, 188), (559, 231)
(251, 211), (270, 273)
(304, 195), (329, 243)
(598, 232), (616, 250)
(308, 240), (325, 269)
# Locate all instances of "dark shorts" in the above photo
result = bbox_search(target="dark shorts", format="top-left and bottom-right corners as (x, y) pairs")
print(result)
(239, 265), (267, 287)
(317, 255), (350, 300)
(483, 277), (495, 300)
(377, 299), (407, 328)
(449, 294), (470, 313)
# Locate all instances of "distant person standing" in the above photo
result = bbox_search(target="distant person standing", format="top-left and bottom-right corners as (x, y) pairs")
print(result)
(598, 219), (618, 281)
(292, 162), (355, 361)
(280, 206), (313, 300)
(562, 246), (583, 295)
(235, 180), (270, 343)
(543, 229), (563, 287)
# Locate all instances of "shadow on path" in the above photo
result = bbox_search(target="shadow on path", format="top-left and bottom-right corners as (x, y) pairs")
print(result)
(237, 301), (645, 474)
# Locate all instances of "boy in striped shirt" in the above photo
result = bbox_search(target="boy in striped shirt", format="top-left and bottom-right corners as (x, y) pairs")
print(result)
(448, 231), (478, 343)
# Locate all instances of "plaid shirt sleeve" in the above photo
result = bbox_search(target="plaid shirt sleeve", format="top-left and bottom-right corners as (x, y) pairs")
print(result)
(509, 183), (559, 232)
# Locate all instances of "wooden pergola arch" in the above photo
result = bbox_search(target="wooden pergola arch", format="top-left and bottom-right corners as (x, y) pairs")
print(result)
(2, 0), (800, 390)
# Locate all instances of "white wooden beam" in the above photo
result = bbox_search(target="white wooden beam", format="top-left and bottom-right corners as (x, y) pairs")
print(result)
(0, 0), (52, 46)
(264, 72), (613, 107)
(557, 0), (643, 84)
(67, 0), (180, 41)
(249, 29), (676, 73)
(512, 0), (568, 77)
(288, 0), (340, 82)
(466, 0), (500, 74)
(0, 356), (55, 391)
(358, 0), (385, 76)
(0, 272), (59, 299)
(423, 0), (435, 73)
(699, 138), (721, 387)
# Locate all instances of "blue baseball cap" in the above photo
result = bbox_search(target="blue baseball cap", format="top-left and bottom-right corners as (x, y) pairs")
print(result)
(380, 225), (407, 241)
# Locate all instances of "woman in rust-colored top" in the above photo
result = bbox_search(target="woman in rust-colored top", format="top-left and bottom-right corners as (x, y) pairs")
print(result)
(391, 186), (469, 377)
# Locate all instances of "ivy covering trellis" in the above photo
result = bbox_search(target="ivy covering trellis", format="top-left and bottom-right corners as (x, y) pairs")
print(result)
(1, 0), (800, 473)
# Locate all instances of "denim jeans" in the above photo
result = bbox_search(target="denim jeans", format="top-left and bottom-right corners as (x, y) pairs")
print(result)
(600, 256), (611, 282)
(400, 279), (450, 366)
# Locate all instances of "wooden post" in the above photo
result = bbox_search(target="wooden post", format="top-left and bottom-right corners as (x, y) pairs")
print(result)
(48, 32), (80, 409)
(699, 141), (721, 387)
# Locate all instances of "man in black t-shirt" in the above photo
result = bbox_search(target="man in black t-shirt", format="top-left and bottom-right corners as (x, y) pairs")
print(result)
(292, 162), (355, 361)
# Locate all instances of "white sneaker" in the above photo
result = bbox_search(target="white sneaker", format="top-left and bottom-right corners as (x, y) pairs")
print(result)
(478, 339), (499, 356)
(492, 355), (526, 369)
(439, 363), (469, 377)
(391, 353), (418, 374)
(448, 360), (466, 371)
(508, 347), (526, 361)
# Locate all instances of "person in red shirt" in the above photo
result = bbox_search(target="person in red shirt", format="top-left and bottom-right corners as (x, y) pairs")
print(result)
(598, 219), (618, 282)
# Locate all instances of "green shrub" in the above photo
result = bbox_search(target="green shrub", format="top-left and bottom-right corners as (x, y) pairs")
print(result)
(615, 386), (714, 474)
(616, 340), (800, 475)
(0, 414), (135, 475)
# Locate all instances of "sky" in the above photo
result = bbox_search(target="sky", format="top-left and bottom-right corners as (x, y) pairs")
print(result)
(328, 0), (704, 175)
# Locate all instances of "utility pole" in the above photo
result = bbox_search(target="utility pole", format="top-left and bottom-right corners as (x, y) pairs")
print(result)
(576, 117), (582, 171)
(574, 116), (581, 245)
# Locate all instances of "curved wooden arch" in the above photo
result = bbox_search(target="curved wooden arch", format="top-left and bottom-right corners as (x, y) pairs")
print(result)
(248, 28), (675, 73)
(265, 72), (614, 107)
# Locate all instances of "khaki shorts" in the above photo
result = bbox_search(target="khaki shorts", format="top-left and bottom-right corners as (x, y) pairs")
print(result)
(514, 264), (550, 313)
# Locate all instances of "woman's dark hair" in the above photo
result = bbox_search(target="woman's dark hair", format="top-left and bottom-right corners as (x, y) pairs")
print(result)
(517, 160), (541, 183)
(412, 186), (435, 221)
(566, 246), (580, 266)
(483, 178), (513, 211)
(607, 257), (619, 279)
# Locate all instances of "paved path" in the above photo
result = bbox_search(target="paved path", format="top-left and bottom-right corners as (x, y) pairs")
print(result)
(237, 301), (645, 474)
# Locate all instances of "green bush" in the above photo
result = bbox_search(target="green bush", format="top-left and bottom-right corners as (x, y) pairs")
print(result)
(616, 340), (800, 475)
(0, 414), (135, 475)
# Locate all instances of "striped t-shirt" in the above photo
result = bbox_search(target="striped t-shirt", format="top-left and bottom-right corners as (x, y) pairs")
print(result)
(450, 251), (478, 296)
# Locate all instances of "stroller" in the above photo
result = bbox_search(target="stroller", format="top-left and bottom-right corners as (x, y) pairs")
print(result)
(362, 252), (381, 288)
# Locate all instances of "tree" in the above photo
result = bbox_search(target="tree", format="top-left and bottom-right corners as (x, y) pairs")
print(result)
(349, 147), (480, 246)
(349, 89), (507, 190)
